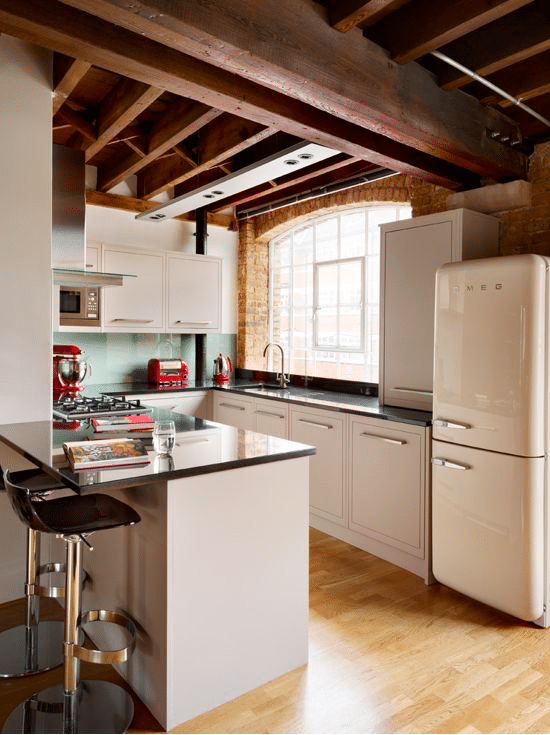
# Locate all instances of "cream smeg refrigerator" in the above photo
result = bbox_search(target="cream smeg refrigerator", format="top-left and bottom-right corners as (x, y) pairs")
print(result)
(432, 253), (550, 626)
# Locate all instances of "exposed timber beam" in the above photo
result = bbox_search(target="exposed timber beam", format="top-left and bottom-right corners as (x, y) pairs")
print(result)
(85, 78), (163, 161)
(56, 103), (96, 141)
(139, 116), (278, 199)
(52, 53), (91, 114)
(97, 100), (221, 191)
(368, 0), (534, 64)
(433, 1), (550, 90)
(477, 49), (550, 107)
(56, 0), (526, 180)
(329, 1), (408, 32)
(85, 189), (236, 229)
(0, 0), (519, 186)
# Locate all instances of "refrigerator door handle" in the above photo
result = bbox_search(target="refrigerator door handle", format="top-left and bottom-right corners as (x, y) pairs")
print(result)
(433, 418), (472, 430)
(432, 457), (471, 470)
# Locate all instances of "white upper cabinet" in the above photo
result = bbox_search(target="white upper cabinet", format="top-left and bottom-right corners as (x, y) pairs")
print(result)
(102, 246), (165, 332)
(167, 253), (221, 333)
(379, 208), (499, 410)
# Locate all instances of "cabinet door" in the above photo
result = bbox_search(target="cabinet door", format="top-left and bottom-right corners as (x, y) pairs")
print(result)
(139, 392), (212, 420)
(212, 393), (254, 431)
(349, 417), (425, 557)
(381, 220), (452, 410)
(85, 243), (100, 271)
(103, 248), (164, 331)
(252, 398), (288, 439)
(167, 254), (221, 333)
(290, 407), (345, 526)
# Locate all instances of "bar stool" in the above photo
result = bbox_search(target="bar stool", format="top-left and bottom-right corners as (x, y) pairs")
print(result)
(2, 469), (141, 735)
(0, 465), (67, 678)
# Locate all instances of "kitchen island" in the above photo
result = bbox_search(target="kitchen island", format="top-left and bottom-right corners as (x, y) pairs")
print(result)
(0, 411), (315, 730)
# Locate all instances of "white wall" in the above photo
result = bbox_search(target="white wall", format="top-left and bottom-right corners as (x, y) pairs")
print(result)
(0, 36), (53, 422)
(85, 204), (239, 334)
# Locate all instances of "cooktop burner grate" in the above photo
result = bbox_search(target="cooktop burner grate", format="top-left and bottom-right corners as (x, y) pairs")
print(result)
(53, 395), (152, 421)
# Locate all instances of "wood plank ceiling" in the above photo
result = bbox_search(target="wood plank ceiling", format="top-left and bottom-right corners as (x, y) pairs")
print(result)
(1, 0), (548, 227)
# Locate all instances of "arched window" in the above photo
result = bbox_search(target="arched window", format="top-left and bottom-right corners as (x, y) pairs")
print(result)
(268, 205), (411, 383)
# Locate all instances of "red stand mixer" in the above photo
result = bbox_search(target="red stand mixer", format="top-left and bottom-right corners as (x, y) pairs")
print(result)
(53, 345), (92, 399)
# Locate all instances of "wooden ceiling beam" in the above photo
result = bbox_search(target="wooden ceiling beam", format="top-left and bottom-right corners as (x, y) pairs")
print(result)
(55, 0), (526, 180)
(368, 0), (535, 64)
(0, 0), (512, 186)
(328, 0), (413, 32)
(434, 0), (550, 90)
(56, 103), (96, 141)
(52, 52), (91, 114)
(477, 50), (550, 107)
(85, 78), (163, 161)
(235, 160), (388, 215)
(139, 116), (278, 199)
(209, 153), (362, 212)
(85, 189), (236, 228)
(96, 100), (221, 191)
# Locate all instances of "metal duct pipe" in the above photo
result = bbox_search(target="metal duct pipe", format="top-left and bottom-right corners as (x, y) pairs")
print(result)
(236, 168), (397, 220)
(431, 50), (550, 129)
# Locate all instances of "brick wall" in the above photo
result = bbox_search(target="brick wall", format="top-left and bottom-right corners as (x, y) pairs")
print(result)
(237, 142), (550, 369)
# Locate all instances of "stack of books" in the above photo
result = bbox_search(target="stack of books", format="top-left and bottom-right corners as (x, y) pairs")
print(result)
(63, 438), (150, 471)
(91, 414), (155, 433)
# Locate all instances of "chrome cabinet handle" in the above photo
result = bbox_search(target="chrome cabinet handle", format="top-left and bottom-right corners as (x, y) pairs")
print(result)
(432, 457), (470, 470)
(176, 438), (210, 446)
(112, 318), (154, 323)
(174, 320), (212, 325)
(255, 410), (285, 419)
(434, 418), (472, 429)
(219, 403), (245, 411)
(393, 387), (433, 396)
(360, 432), (406, 445)
(297, 419), (332, 430)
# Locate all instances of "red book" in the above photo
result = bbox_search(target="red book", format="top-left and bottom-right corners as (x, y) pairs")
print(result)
(91, 415), (155, 433)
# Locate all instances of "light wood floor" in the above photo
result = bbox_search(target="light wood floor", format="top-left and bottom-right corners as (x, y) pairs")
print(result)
(3, 529), (550, 733)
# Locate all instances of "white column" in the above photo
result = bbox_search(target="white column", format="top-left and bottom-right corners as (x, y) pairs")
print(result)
(0, 35), (52, 423)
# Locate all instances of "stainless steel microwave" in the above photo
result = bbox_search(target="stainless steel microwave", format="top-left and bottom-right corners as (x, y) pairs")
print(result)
(59, 286), (100, 327)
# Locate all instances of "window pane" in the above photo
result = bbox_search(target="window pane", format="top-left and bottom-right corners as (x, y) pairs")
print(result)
(339, 260), (362, 306)
(292, 264), (312, 307)
(340, 307), (362, 349)
(340, 211), (365, 258)
(316, 308), (338, 346)
(315, 218), (338, 261)
(272, 238), (291, 267)
(317, 264), (338, 307)
(293, 227), (313, 265)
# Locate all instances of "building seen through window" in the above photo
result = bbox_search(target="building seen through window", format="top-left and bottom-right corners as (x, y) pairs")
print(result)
(268, 205), (411, 383)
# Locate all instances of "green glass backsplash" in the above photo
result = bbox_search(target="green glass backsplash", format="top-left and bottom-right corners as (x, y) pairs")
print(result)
(53, 332), (237, 385)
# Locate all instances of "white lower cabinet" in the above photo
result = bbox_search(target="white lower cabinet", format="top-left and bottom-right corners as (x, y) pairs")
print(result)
(212, 390), (432, 582)
(289, 406), (346, 527)
(131, 391), (212, 420)
(212, 392), (254, 430)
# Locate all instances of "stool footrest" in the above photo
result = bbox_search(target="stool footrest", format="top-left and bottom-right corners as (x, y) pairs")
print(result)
(70, 609), (136, 665)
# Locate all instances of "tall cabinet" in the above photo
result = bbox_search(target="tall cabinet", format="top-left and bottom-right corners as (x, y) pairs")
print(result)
(379, 208), (499, 411)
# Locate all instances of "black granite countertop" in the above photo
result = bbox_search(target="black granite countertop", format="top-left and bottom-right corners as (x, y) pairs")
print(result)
(0, 407), (315, 493)
(91, 380), (432, 427)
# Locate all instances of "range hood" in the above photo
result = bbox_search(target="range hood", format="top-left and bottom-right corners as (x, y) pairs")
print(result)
(52, 144), (132, 287)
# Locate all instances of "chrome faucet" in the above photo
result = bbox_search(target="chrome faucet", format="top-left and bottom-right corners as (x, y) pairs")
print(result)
(263, 342), (290, 388)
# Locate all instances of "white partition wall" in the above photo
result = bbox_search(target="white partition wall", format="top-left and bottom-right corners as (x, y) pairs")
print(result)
(0, 36), (52, 423)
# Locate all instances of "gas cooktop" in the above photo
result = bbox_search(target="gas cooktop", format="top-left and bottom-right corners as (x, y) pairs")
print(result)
(53, 394), (152, 421)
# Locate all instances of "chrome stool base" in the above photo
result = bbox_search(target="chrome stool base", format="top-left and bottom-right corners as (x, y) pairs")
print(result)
(2, 680), (134, 734)
(0, 620), (65, 678)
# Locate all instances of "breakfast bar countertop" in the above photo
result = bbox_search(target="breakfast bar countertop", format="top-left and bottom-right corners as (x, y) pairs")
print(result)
(0, 408), (315, 493)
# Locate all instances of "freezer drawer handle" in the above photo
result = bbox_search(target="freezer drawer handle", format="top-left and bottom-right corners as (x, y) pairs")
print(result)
(219, 403), (246, 411)
(111, 318), (154, 324)
(433, 418), (472, 430)
(360, 432), (406, 446)
(394, 387), (433, 396)
(432, 457), (470, 470)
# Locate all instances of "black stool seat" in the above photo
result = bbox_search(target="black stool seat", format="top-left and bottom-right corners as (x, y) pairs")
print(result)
(29, 493), (141, 536)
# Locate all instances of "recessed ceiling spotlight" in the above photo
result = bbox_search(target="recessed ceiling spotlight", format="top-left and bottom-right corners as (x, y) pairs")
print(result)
(203, 193), (215, 198)
(284, 159), (299, 166)
(211, 190), (224, 195)
(298, 153), (314, 160)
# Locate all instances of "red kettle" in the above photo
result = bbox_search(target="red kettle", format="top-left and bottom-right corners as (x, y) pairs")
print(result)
(213, 353), (232, 383)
